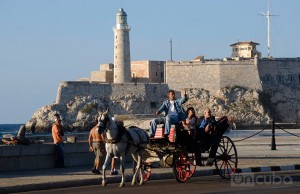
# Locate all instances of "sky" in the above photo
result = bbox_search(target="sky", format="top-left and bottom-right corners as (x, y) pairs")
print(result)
(0, 0), (299, 124)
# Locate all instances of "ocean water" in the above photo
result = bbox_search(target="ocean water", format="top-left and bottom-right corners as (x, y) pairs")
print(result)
(0, 124), (23, 138)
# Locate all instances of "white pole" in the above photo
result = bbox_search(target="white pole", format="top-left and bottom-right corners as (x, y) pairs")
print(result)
(267, 0), (271, 58)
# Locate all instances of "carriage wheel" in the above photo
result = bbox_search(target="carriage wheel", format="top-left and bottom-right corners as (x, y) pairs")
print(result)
(137, 161), (151, 182)
(214, 136), (238, 179)
(173, 152), (196, 183)
(187, 153), (196, 179)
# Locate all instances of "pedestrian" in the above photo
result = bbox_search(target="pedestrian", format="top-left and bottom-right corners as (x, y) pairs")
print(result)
(89, 125), (104, 174)
(52, 113), (65, 168)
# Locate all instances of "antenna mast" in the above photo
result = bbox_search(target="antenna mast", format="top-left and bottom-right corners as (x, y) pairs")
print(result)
(267, 0), (271, 58)
(260, 0), (278, 58)
(170, 38), (173, 61)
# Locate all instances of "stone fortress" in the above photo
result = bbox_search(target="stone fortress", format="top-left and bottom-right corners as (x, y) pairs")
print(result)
(26, 8), (300, 133)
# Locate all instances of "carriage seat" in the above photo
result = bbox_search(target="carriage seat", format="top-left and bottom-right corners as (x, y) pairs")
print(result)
(152, 124), (178, 143)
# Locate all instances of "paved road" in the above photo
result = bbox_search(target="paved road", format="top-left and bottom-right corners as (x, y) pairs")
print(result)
(1, 129), (299, 193)
(21, 170), (300, 194)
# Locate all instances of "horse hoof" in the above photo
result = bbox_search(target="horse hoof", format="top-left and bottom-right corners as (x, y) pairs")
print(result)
(119, 183), (125, 187)
(102, 182), (107, 187)
(139, 182), (144, 186)
(131, 181), (136, 186)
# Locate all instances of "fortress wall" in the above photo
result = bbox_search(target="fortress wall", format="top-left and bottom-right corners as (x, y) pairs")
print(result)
(166, 61), (221, 92)
(166, 60), (262, 92)
(256, 59), (300, 123)
(258, 59), (300, 89)
(219, 62), (262, 90)
(55, 81), (169, 114)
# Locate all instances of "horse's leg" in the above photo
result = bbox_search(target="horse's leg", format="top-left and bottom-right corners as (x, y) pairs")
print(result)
(131, 153), (138, 185)
(102, 154), (111, 187)
(137, 152), (144, 185)
(119, 154), (126, 187)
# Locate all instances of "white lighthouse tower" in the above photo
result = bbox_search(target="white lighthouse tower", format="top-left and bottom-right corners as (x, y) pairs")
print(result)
(113, 8), (131, 83)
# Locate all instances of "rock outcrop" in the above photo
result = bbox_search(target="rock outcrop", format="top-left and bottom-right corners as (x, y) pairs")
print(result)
(184, 87), (271, 125)
(26, 86), (273, 133)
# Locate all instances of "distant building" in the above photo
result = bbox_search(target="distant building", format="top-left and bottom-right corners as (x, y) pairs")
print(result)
(91, 63), (113, 82)
(89, 61), (165, 83)
(192, 56), (205, 62)
(230, 41), (261, 59)
(131, 60), (165, 83)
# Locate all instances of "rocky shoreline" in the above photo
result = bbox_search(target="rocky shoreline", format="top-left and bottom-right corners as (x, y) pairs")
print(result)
(25, 86), (300, 133)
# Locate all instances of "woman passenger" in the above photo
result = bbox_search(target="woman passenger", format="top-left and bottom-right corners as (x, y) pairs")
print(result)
(181, 107), (197, 138)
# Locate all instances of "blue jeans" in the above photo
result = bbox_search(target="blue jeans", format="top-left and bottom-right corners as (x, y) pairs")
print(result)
(55, 143), (64, 167)
(149, 115), (179, 136)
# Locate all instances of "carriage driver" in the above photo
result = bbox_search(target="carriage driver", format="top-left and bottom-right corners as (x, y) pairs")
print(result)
(149, 90), (188, 140)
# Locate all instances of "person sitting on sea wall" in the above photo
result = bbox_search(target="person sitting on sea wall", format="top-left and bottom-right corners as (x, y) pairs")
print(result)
(2, 136), (19, 145)
(1, 125), (33, 145)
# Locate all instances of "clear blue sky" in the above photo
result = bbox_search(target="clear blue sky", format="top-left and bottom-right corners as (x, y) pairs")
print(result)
(0, 0), (299, 124)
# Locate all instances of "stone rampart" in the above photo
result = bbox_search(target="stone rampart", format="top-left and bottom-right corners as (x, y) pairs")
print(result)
(56, 82), (168, 107)
(166, 59), (262, 93)
(258, 58), (300, 89)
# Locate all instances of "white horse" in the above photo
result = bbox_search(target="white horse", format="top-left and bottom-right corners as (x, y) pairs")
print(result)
(97, 110), (149, 187)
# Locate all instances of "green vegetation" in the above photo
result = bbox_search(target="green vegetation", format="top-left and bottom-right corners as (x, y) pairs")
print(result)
(80, 103), (98, 114)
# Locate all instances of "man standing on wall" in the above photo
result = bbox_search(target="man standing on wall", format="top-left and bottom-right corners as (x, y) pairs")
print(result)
(52, 113), (65, 168)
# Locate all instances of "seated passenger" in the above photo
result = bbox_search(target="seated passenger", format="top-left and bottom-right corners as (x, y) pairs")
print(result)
(196, 108), (216, 166)
(181, 107), (197, 138)
(149, 90), (188, 140)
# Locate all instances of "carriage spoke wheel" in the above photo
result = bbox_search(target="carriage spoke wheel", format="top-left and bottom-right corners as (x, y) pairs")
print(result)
(215, 136), (238, 179)
(137, 161), (151, 182)
(187, 153), (196, 179)
(173, 152), (196, 183)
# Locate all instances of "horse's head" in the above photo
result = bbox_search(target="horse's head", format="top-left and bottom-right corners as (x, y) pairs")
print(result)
(97, 110), (111, 134)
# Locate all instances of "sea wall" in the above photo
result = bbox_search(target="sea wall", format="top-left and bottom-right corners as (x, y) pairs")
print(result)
(0, 142), (93, 171)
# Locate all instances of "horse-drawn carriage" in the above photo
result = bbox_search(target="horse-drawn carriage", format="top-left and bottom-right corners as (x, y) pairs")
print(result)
(97, 111), (238, 187)
(141, 116), (238, 183)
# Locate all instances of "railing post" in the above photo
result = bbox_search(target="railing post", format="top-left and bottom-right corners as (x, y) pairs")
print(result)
(271, 117), (277, 150)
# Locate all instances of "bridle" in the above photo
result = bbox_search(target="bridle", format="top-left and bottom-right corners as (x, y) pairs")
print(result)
(97, 113), (109, 135)
(97, 113), (123, 144)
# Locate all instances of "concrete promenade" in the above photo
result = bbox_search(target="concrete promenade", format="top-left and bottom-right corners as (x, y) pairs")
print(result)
(0, 129), (300, 193)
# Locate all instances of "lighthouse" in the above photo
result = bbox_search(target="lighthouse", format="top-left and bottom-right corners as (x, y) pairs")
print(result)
(113, 8), (131, 83)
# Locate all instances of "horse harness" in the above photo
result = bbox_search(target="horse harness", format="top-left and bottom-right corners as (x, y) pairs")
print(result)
(103, 125), (129, 144)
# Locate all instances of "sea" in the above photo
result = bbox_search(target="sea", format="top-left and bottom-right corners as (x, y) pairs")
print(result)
(0, 124), (23, 139)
